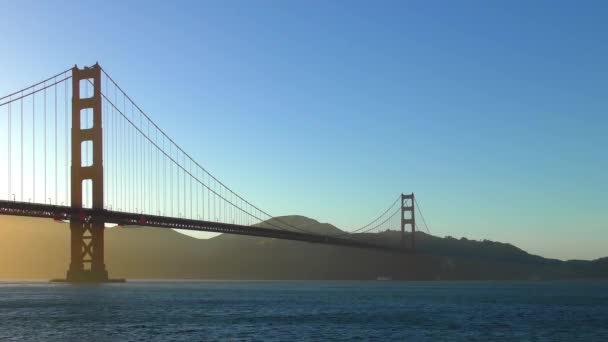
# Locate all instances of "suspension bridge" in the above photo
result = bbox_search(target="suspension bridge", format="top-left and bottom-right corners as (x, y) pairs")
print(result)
(0, 64), (430, 282)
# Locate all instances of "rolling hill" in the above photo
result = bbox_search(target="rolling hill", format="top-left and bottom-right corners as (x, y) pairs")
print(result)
(0, 215), (605, 280)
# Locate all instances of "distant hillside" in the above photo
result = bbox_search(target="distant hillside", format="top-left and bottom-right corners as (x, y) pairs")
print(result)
(0, 215), (606, 280)
(253, 215), (344, 235)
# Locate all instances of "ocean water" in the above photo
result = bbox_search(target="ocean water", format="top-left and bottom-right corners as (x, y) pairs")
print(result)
(0, 281), (607, 341)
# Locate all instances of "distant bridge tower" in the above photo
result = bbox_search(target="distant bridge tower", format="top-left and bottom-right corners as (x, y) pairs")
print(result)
(401, 193), (415, 250)
(66, 64), (109, 282)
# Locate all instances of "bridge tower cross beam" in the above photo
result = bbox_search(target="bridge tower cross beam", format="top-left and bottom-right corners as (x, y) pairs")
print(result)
(65, 63), (109, 282)
(401, 193), (415, 250)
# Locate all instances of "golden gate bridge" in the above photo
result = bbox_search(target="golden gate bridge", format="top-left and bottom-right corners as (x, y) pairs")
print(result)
(0, 64), (430, 282)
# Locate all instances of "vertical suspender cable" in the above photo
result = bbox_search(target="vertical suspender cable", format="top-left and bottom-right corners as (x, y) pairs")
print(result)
(138, 106), (141, 213)
(224, 187), (226, 222)
(139, 109), (141, 213)
(7, 98), (11, 200)
(108, 77), (112, 209)
(131, 100), (135, 212)
(132, 100), (134, 210)
(65, 73), (68, 206)
(163, 135), (166, 215)
(137, 103), (140, 212)
(124, 96), (127, 211)
(119, 88), (123, 212)
(21, 95), (23, 201)
(114, 84), (117, 210)
(188, 159), (191, 219)
(148, 118), (151, 214)
(174, 145), (177, 217)
(156, 129), (159, 215)
(139, 108), (142, 213)
(129, 93), (131, 211)
(157, 129), (160, 215)
(202, 171), (205, 220)
(184, 154), (186, 218)
(110, 82), (114, 208)
(130, 99), (133, 212)
(134, 96), (137, 212)
(112, 82), (116, 209)
(33, 86), (36, 202)
(54, 78), (58, 205)
(44, 83), (47, 203)
(134, 101), (137, 213)
(141, 113), (145, 213)
(176, 148), (179, 216)
(178, 152), (181, 217)
(146, 117), (152, 213)
(121, 88), (124, 210)
(196, 162), (198, 219)
(107, 79), (111, 209)
(141, 110), (144, 213)
(116, 86), (121, 210)
(149, 122), (152, 214)
(184, 156), (186, 218)
(42, 82), (47, 203)
(124, 88), (127, 211)
(177, 151), (180, 216)
(151, 121), (153, 215)
(174, 147), (177, 217)
(223, 188), (225, 222)
(181, 152), (184, 217)
(170, 144), (173, 216)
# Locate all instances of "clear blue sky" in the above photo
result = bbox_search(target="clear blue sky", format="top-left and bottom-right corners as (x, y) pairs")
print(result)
(1, 0), (607, 260)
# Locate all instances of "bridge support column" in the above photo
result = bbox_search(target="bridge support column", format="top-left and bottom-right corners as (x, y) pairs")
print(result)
(63, 64), (111, 282)
(401, 193), (415, 250)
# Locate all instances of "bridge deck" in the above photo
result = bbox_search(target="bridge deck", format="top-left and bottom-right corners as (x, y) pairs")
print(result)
(0, 200), (407, 253)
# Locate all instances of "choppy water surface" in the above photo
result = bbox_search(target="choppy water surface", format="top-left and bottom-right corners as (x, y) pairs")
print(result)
(0, 280), (607, 341)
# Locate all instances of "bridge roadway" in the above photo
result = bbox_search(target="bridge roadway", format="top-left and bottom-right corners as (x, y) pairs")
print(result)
(0, 200), (408, 253)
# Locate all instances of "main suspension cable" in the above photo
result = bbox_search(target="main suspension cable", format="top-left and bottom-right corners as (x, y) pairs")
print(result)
(98, 67), (312, 233)
(0, 75), (72, 108)
(0, 67), (72, 102)
(415, 197), (431, 234)
(98, 91), (300, 233)
(348, 194), (401, 234)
